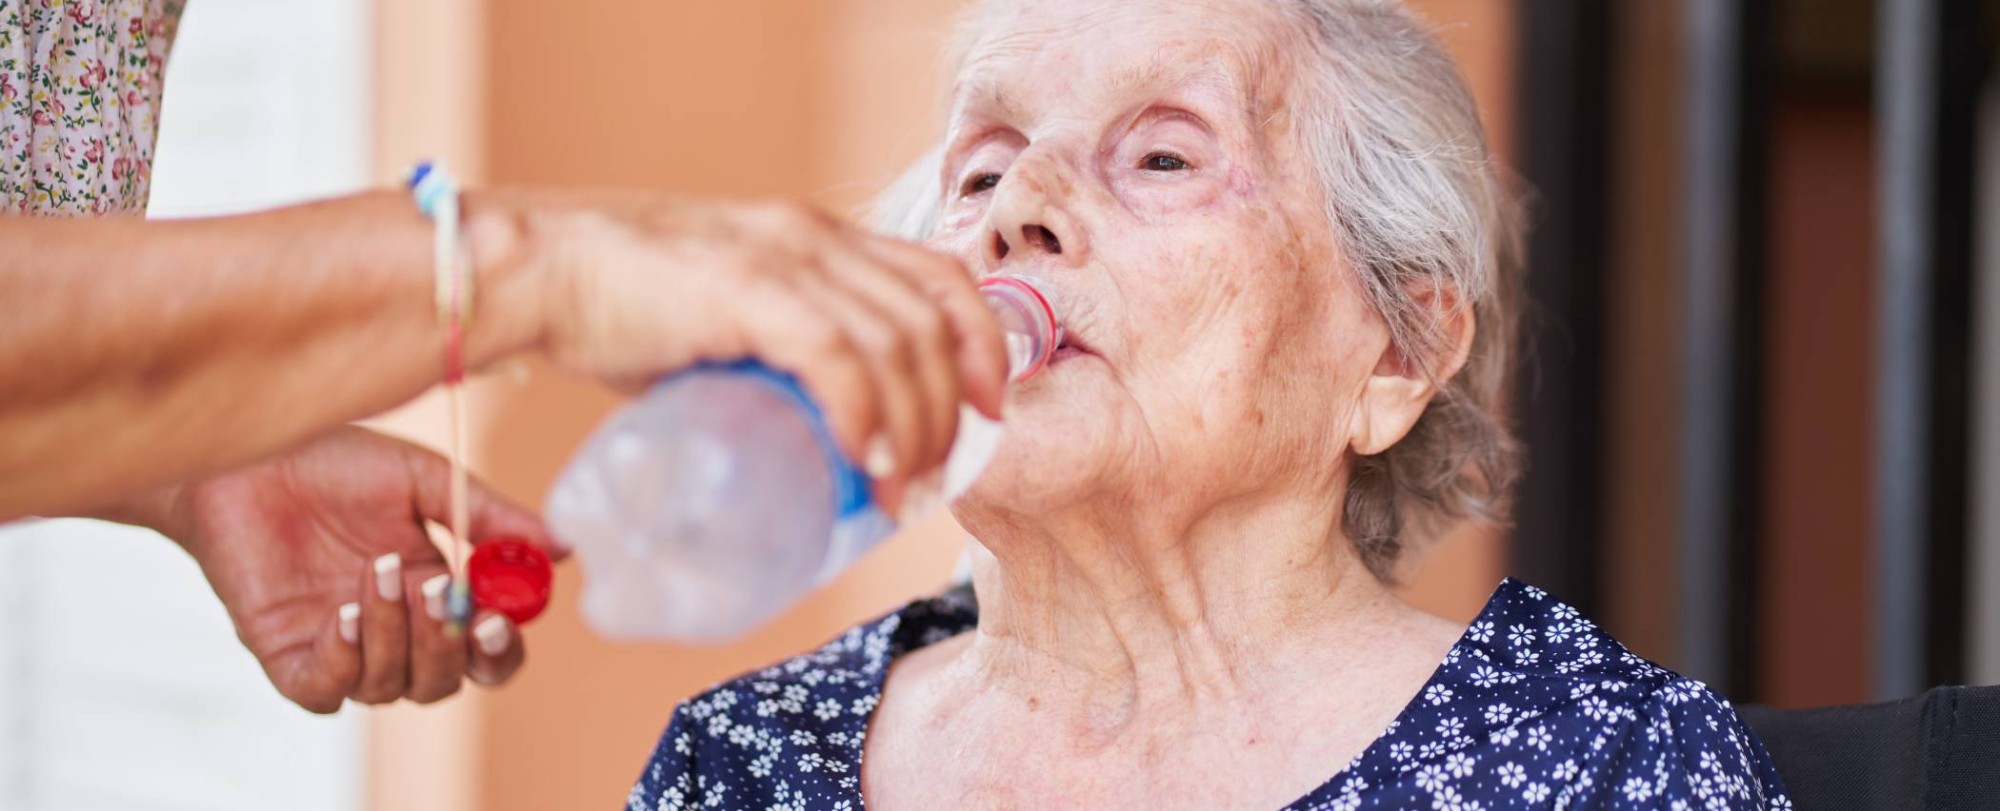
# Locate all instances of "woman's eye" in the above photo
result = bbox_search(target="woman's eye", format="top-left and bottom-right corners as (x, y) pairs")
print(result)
(961, 172), (1001, 196)
(1142, 152), (1190, 172)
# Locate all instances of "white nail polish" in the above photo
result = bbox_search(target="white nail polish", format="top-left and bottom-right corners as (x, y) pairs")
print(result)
(373, 553), (403, 601)
(338, 602), (361, 644)
(474, 615), (510, 656)
(421, 575), (450, 621)
(899, 471), (943, 523)
(865, 434), (897, 478)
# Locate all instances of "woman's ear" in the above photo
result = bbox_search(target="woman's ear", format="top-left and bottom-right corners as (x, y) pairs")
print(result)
(1346, 287), (1475, 456)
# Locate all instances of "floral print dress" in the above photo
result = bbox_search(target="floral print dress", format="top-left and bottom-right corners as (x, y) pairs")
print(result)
(0, 0), (185, 216)
(630, 579), (1793, 810)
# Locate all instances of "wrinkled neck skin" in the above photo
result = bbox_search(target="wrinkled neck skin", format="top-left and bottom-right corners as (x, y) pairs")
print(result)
(946, 476), (1443, 744)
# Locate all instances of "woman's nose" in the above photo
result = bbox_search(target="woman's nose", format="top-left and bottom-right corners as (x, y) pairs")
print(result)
(984, 157), (1088, 268)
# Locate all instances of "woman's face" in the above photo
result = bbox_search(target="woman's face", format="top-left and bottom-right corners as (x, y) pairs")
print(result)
(934, 0), (1398, 524)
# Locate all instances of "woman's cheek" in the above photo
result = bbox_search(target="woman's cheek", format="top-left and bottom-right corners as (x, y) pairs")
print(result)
(1114, 173), (1229, 220)
(937, 204), (985, 235)
(1136, 234), (1280, 357)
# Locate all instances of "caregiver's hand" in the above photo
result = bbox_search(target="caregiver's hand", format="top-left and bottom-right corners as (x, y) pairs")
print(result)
(475, 192), (1010, 508)
(101, 427), (559, 713)
(4, 189), (1005, 521)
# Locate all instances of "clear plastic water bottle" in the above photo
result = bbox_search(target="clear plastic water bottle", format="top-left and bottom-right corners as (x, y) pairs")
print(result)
(545, 275), (1061, 641)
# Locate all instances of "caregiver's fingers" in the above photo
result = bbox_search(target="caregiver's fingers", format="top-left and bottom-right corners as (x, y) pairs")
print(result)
(398, 434), (568, 562)
(731, 279), (886, 477)
(406, 447), (564, 559)
(465, 611), (523, 686)
(349, 553), (412, 705)
(404, 573), (467, 704)
(856, 234), (1008, 419)
(792, 275), (924, 515)
(820, 247), (963, 483)
(286, 603), (363, 715)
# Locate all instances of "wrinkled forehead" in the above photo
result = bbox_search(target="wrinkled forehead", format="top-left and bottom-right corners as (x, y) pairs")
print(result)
(948, 0), (1298, 129)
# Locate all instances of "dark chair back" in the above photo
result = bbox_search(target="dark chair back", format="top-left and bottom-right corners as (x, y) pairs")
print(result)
(1738, 685), (2000, 811)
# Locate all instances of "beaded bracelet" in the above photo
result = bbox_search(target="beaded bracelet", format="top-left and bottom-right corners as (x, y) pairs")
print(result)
(407, 161), (477, 632)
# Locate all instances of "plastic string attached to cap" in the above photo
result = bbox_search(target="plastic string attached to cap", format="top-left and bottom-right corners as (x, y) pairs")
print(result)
(408, 161), (553, 634)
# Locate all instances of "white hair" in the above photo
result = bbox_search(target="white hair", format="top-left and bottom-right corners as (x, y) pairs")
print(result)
(869, 0), (1524, 581)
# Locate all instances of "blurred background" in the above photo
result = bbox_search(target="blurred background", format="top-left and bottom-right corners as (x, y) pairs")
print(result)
(0, 0), (1995, 808)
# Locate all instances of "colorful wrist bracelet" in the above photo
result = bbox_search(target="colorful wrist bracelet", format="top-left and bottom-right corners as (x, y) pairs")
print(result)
(407, 160), (478, 632)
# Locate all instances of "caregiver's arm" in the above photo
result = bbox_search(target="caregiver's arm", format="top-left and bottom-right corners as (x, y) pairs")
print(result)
(0, 189), (1007, 520)
(0, 191), (527, 520)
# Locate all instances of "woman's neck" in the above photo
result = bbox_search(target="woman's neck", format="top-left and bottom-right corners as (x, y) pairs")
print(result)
(948, 488), (1450, 740)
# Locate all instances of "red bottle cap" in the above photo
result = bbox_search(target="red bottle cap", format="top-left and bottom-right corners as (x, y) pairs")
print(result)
(468, 537), (553, 624)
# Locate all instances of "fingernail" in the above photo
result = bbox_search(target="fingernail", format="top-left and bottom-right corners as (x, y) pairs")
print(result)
(338, 602), (360, 644)
(900, 473), (942, 523)
(474, 615), (511, 656)
(421, 575), (450, 621)
(865, 434), (897, 479)
(373, 553), (403, 601)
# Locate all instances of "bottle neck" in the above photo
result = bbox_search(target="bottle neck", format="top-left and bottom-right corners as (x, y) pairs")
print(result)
(979, 275), (1062, 384)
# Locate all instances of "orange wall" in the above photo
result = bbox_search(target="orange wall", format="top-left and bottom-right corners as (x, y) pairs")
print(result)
(370, 2), (1517, 807)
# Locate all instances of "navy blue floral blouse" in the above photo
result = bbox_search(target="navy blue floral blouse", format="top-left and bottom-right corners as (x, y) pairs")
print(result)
(629, 579), (1792, 810)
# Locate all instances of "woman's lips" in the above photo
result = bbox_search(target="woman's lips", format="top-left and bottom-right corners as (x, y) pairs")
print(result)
(1052, 334), (1097, 364)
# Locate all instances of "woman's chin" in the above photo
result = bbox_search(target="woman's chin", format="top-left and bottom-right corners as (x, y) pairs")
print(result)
(953, 437), (1098, 520)
(957, 365), (1132, 514)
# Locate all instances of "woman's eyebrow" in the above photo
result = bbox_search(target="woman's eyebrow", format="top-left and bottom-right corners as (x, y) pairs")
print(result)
(936, 78), (1023, 172)
(1104, 54), (1251, 126)
(952, 74), (1027, 125)
(954, 48), (1251, 124)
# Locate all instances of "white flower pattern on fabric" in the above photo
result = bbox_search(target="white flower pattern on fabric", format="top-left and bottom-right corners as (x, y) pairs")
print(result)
(629, 580), (1792, 810)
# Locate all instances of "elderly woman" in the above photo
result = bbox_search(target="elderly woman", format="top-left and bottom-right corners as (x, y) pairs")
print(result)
(630, 0), (1791, 808)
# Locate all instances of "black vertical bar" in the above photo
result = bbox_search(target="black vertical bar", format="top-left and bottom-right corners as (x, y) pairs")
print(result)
(1923, 0), (1987, 693)
(1876, 0), (1988, 699)
(1512, 0), (1612, 617)
(1679, 0), (1771, 699)
(1973, 13), (2000, 687)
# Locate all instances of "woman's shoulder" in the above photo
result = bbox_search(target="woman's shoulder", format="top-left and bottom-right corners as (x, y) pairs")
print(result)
(1446, 578), (1775, 751)
(627, 586), (979, 811)
(1339, 578), (1791, 810)
(1453, 578), (1677, 684)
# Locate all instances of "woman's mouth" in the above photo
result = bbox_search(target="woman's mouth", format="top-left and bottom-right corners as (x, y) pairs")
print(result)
(1052, 333), (1096, 364)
